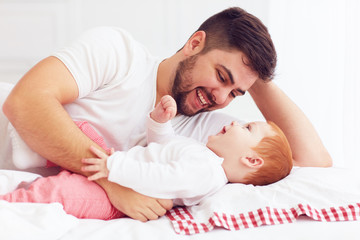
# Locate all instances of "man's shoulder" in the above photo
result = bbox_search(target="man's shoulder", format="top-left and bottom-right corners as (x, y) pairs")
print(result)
(80, 26), (134, 44)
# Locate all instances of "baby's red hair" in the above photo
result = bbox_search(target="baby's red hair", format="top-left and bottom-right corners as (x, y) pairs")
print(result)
(243, 121), (293, 186)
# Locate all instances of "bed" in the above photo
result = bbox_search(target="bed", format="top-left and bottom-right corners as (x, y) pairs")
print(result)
(1, 166), (359, 240)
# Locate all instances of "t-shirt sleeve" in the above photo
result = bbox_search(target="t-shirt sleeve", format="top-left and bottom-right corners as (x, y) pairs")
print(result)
(52, 27), (132, 98)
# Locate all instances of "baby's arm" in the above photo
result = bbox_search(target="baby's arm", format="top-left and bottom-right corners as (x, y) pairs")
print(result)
(150, 95), (177, 123)
(147, 95), (177, 144)
(82, 146), (113, 181)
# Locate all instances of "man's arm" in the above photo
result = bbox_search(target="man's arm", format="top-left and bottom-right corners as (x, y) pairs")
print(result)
(97, 179), (172, 222)
(3, 57), (92, 171)
(248, 80), (332, 167)
(2, 56), (172, 220)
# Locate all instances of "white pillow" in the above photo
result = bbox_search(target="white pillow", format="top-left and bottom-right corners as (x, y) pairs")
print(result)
(0, 170), (41, 194)
(166, 167), (360, 235)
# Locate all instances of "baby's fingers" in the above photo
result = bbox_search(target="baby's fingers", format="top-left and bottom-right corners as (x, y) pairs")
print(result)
(165, 106), (176, 113)
(81, 162), (101, 172)
(165, 106), (176, 118)
(162, 96), (175, 106)
(89, 146), (108, 159)
(160, 95), (173, 103)
(82, 157), (101, 164)
(108, 147), (115, 155)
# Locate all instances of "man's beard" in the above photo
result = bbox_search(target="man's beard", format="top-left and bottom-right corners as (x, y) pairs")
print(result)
(171, 55), (213, 116)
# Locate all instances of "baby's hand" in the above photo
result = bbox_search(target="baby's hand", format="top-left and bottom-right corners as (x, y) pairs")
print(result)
(150, 95), (177, 123)
(82, 146), (110, 181)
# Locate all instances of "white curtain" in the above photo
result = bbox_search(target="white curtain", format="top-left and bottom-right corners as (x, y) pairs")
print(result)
(343, 0), (360, 169)
(266, 0), (360, 167)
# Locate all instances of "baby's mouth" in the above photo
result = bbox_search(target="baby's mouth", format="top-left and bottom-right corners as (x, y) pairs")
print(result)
(216, 126), (226, 136)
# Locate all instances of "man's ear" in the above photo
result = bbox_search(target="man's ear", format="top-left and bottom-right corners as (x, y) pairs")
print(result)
(240, 156), (264, 169)
(183, 31), (206, 56)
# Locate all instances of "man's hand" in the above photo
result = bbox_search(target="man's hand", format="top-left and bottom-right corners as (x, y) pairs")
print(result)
(97, 178), (173, 222)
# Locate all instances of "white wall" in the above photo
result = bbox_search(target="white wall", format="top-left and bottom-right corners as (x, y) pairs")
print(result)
(267, 0), (360, 167)
(0, 0), (267, 84)
(0, 0), (266, 127)
(0, 0), (359, 168)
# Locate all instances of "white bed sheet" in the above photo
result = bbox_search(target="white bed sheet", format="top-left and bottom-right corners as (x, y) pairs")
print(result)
(1, 169), (359, 240)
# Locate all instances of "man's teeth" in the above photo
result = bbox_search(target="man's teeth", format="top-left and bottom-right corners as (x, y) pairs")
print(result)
(197, 90), (208, 105)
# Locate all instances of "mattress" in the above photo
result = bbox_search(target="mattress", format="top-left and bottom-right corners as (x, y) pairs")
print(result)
(1, 167), (359, 240)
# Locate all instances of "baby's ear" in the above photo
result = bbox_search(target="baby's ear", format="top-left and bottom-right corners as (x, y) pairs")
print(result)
(240, 156), (264, 169)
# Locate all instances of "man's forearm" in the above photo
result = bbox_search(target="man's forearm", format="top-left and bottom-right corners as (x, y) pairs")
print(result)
(2, 57), (102, 174)
(96, 177), (173, 221)
(249, 80), (332, 167)
(4, 95), (100, 174)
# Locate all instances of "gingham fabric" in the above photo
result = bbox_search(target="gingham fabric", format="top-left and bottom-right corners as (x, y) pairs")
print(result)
(166, 167), (360, 235)
(167, 203), (360, 235)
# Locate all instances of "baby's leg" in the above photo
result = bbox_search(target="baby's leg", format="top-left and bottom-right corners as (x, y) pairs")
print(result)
(0, 170), (124, 220)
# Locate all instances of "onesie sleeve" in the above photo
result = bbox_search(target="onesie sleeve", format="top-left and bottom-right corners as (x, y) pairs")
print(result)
(106, 141), (227, 200)
(52, 27), (133, 98)
(146, 114), (175, 144)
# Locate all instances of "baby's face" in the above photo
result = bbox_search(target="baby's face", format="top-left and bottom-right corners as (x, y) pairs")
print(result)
(206, 121), (274, 158)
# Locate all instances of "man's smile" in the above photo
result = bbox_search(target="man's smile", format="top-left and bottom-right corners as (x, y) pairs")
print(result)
(196, 89), (209, 106)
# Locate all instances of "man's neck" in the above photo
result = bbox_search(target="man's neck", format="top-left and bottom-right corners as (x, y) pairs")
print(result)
(155, 52), (182, 105)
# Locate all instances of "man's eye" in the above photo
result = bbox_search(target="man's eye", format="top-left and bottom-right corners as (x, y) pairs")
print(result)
(218, 71), (225, 82)
(230, 91), (236, 98)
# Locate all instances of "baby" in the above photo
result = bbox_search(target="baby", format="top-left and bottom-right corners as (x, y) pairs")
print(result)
(83, 95), (293, 206)
(0, 96), (293, 219)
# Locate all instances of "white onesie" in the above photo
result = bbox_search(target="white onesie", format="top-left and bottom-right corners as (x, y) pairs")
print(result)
(106, 115), (228, 206)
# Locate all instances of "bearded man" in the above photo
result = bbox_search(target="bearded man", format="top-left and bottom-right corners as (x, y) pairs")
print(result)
(1, 7), (331, 221)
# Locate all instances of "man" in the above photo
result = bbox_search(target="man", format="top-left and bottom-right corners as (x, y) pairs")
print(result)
(1, 7), (332, 221)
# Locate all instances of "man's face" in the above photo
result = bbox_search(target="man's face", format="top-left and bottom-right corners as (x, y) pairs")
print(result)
(171, 49), (259, 116)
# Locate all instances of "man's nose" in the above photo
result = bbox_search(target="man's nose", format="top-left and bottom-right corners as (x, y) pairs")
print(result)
(211, 88), (230, 105)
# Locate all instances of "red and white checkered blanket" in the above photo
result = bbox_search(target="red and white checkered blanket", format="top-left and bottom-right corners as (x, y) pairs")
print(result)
(166, 167), (360, 235)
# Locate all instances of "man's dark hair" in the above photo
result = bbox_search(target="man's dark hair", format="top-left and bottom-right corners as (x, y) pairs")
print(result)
(196, 7), (277, 81)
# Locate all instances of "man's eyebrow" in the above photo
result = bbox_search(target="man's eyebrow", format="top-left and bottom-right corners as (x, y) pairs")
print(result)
(236, 88), (246, 96)
(220, 64), (246, 95)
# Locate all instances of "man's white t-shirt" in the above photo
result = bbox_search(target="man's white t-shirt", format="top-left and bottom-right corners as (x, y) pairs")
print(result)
(55, 27), (160, 150)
